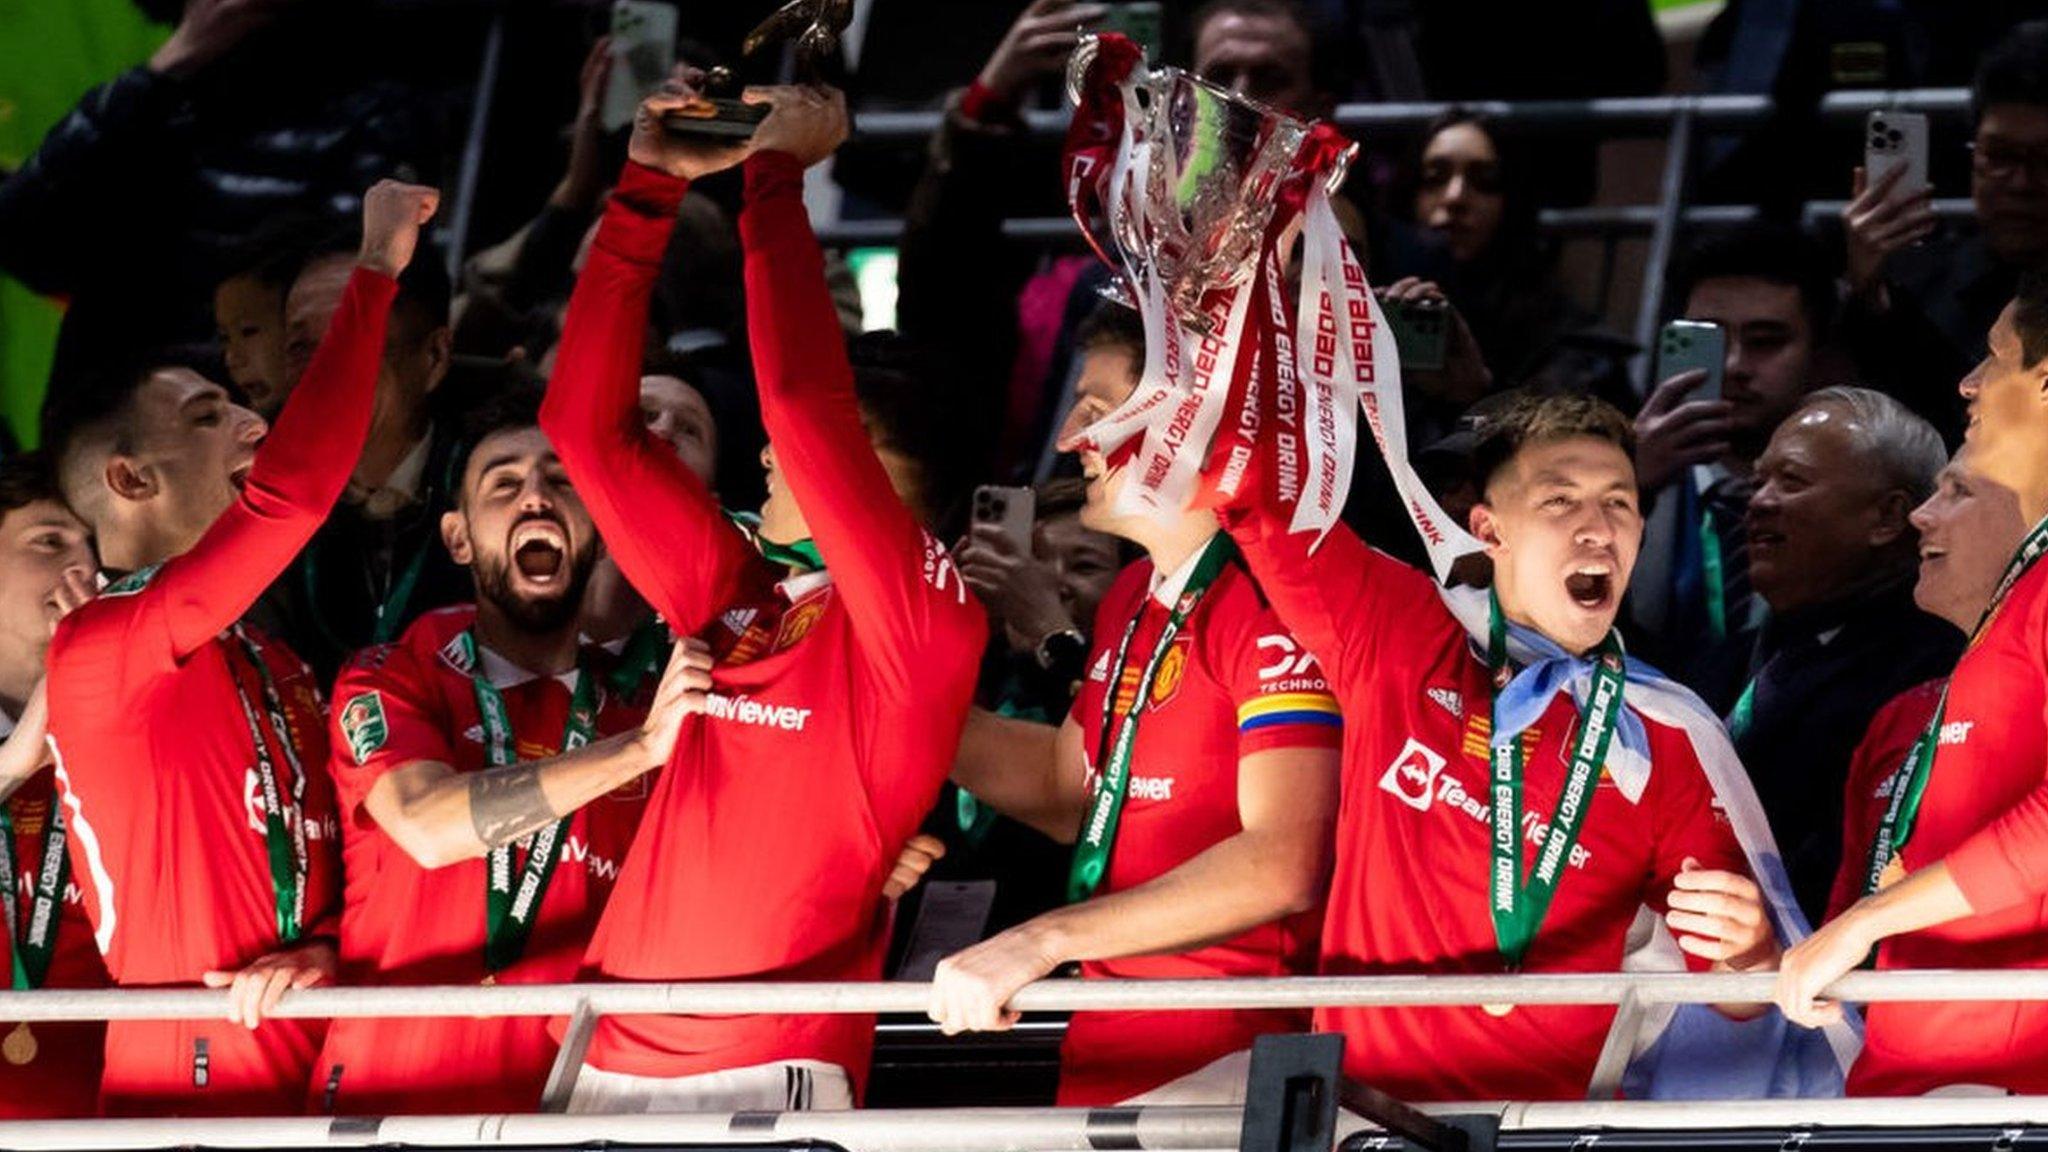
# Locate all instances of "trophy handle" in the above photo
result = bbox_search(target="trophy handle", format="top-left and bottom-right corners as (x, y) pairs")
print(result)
(1066, 34), (1101, 107)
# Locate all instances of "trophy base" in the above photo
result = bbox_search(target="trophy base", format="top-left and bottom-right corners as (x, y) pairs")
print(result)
(661, 99), (770, 141)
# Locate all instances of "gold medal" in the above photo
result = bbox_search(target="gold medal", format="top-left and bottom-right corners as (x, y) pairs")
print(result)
(2, 1022), (37, 1066)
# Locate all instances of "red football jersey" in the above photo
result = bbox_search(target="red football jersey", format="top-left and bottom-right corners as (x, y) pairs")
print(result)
(1842, 560), (2048, 1095)
(44, 268), (391, 1116)
(311, 605), (651, 1114)
(542, 156), (985, 1093)
(1057, 553), (1340, 1105)
(1225, 505), (1746, 1102)
(0, 764), (111, 1119)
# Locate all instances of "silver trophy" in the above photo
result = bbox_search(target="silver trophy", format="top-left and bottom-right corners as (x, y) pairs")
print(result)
(1064, 34), (1350, 333)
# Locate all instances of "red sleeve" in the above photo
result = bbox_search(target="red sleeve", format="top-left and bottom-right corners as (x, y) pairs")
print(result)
(1941, 600), (2048, 914)
(1220, 495), (1450, 700)
(1217, 578), (1343, 758)
(327, 645), (454, 826)
(153, 268), (396, 660)
(1828, 682), (1943, 920)
(540, 161), (767, 637)
(739, 151), (985, 698)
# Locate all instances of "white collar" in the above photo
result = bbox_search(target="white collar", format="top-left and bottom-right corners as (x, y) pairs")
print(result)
(475, 642), (581, 693)
(1148, 534), (1223, 608)
(778, 568), (834, 603)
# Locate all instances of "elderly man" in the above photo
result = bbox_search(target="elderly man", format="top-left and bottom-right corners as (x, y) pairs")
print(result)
(1730, 387), (1963, 922)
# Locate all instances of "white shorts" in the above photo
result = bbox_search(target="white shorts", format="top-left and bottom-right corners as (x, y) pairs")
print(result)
(565, 1059), (853, 1114)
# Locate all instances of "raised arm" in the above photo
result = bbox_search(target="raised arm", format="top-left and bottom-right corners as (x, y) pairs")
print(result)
(1219, 495), (1440, 695)
(155, 181), (434, 659)
(739, 88), (984, 697)
(540, 87), (763, 636)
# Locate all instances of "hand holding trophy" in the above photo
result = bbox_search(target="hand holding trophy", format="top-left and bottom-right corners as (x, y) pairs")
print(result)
(662, 0), (852, 140)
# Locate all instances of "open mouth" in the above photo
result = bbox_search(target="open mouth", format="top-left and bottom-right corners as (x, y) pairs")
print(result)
(510, 520), (569, 585)
(228, 461), (254, 492)
(1563, 563), (1614, 610)
(1749, 528), (1786, 552)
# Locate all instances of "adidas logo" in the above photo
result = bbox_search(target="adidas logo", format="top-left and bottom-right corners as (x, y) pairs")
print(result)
(1427, 687), (1463, 717)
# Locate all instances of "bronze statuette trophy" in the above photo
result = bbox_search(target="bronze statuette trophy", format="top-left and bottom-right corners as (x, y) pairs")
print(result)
(662, 0), (850, 139)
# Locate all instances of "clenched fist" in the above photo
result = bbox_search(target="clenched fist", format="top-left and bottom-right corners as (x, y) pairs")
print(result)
(357, 180), (441, 279)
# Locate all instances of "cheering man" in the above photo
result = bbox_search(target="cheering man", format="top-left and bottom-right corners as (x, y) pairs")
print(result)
(1779, 275), (2048, 1093)
(310, 389), (712, 1114)
(42, 180), (436, 1116)
(541, 83), (984, 1110)
(1225, 392), (1779, 1101)
(931, 304), (1342, 1105)
(0, 454), (103, 1118)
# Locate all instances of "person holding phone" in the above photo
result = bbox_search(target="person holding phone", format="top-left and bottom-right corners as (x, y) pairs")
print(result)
(1627, 225), (1835, 712)
(931, 302), (1343, 1107)
(1841, 20), (2048, 443)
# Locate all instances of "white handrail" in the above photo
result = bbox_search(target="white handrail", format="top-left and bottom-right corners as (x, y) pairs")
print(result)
(3, 969), (2044, 1022)
(6, 1098), (2048, 1151)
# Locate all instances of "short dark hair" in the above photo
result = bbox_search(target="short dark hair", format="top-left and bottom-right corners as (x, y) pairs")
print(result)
(451, 380), (548, 499)
(1470, 391), (1635, 498)
(0, 452), (65, 521)
(1186, 0), (1342, 99)
(1035, 476), (1091, 522)
(43, 345), (224, 519)
(1975, 20), (2048, 122)
(1673, 223), (1835, 341)
(221, 209), (333, 297)
(2013, 267), (2048, 368)
(1076, 301), (1146, 363)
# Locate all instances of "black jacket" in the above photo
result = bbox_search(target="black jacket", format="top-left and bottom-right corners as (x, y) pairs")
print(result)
(1733, 574), (1964, 922)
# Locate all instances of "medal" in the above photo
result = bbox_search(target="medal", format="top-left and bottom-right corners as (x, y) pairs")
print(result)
(2, 1022), (36, 1065)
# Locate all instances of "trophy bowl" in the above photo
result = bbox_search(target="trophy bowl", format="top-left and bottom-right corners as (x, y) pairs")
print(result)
(1066, 34), (1346, 332)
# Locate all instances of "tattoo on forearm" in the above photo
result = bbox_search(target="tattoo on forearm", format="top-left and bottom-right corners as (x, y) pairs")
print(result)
(467, 764), (560, 849)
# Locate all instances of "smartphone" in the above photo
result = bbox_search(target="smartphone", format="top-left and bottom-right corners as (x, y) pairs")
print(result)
(1098, 2), (1163, 59)
(1656, 320), (1726, 403)
(1865, 109), (1930, 200)
(1383, 297), (1450, 373)
(603, 0), (679, 133)
(972, 485), (1036, 555)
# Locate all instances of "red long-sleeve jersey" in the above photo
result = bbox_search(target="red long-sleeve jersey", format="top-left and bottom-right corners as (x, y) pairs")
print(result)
(1223, 504), (1744, 1102)
(312, 606), (651, 1114)
(0, 765), (111, 1119)
(1833, 560), (2048, 1095)
(541, 156), (985, 1093)
(45, 267), (392, 1116)
(1057, 556), (1340, 1105)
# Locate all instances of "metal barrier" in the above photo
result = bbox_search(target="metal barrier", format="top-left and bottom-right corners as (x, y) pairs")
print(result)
(3, 969), (2045, 1022)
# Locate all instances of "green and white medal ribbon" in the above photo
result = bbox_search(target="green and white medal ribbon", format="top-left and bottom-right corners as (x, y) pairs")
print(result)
(1486, 593), (1628, 967)
(225, 625), (311, 945)
(460, 631), (600, 975)
(1067, 534), (1235, 902)
(1864, 516), (2048, 896)
(0, 799), (66, 991)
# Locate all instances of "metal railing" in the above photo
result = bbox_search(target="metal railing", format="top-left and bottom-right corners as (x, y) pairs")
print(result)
(3, 968), (2045, 1022)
